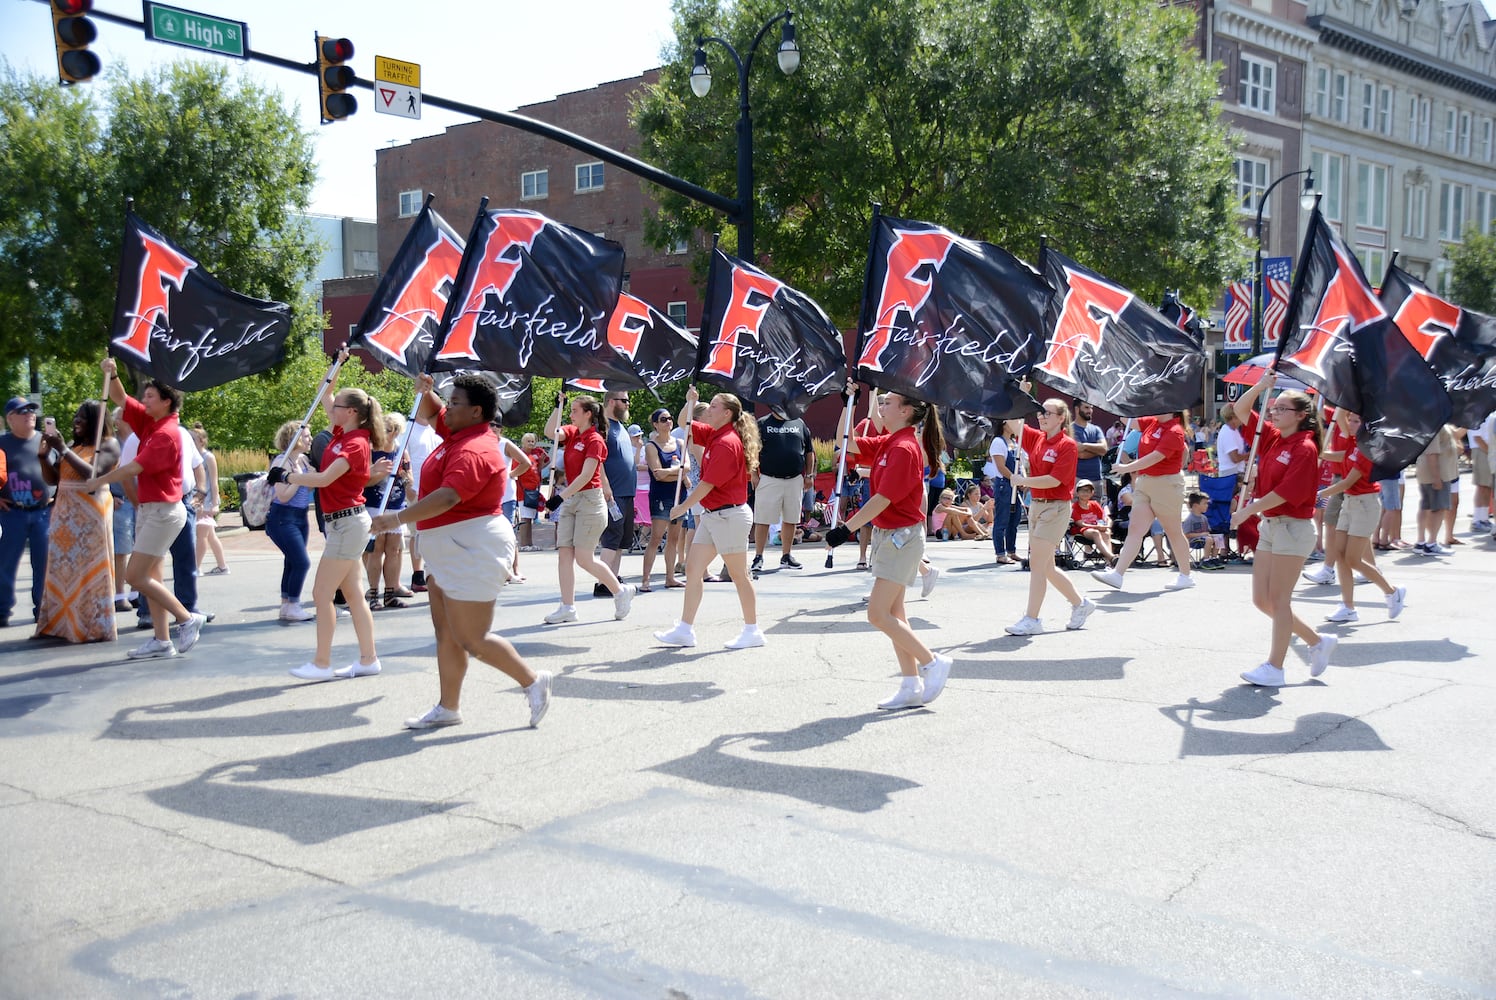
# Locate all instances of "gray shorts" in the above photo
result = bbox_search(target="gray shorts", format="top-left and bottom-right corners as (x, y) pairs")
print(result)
(1418, 482), (1451, 512)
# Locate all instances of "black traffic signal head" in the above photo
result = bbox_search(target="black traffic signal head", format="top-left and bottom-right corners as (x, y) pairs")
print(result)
(52, 0), (100, 85)
(317, 35), (356, 122)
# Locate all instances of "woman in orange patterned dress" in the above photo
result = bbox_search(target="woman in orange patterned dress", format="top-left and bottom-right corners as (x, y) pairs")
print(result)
(36, 401), (119, 643)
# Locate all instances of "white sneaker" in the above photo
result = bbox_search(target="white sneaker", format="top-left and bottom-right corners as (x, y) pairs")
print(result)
(724, 625), (766, 649)
(877, 675), (925, 710)
(279, 603), (315, 622)
(920, 565), (942, 599)
(1164, 573), (1195, 591)
(1308, 633), (1337, 677)
(1302, 566), (1336, 586)
(1240, 662), (1286, 686)
(174, 612), (207, 653)
(127, 637), (178, 660)
(654, 622), (697, 647)
(1324, 605), (1359, 623)
(404, 703), (463, 729)
(1385, 586), (1406, 620)
(1066, 599), (1096, 630)
(1005, 616), (1044, 636)
(1428, 542), (1452, 555)
(1353, 574), (1370, 585)
(543, 605), (577, 625)
(920, 654), (952, 704)
(613, 584), (637, 620)
(1090, 568), (1124, 590)
(526, 670), (553, 728)
(333, 658), (382, 679)
(288, 662), (335, 682)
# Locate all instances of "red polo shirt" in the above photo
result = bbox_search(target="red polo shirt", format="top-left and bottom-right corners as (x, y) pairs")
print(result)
(691, 419), (747, 509)
(519, 446), (546, 491)
(122, 395), (183, 504)
(560, 424), (606, 491)
(856, 426), (924, 529)
(1137, 416), (1186, 477)
(1244, 412), (1319, 518)
(417, 410), (506, 530)
(319, 426), (371, 513)
(1343, 442), (1380, 496)
(1020, 424), (1078, 501)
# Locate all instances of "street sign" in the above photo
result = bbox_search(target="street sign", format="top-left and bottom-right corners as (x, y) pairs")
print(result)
(375, 55), (421, 119)
(143, 2), (248, 59)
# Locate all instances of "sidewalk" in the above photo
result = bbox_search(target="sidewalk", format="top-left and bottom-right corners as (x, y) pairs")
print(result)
(2, 495), (1494, 997)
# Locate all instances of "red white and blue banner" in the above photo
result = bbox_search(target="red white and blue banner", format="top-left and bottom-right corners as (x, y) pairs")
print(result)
(109, 213), (292, 392)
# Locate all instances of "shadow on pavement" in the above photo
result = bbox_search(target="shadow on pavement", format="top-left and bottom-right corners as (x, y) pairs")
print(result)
(650, 730), (919, 812)
(0, 691), (55, 720)
(1159, 694), (1392, 757)
(953, 656), (1129, 682)
(104, 694), (382, 740)
(554, 671), (724, 704)
(1313, 637), (1473, 668)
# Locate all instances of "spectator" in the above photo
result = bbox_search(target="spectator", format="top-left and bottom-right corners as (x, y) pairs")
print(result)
(267, 420), (316, 622)
(363, 412), (414, 610)
(1182, 491), (1218, 565)
(640, 407), (686, 592)
(931, 487), (989, 540)
(1070, 480), (1114, 564)
(514, 431), (548, 552)
(595, 391), (637, 592)
(189, 425), (229, 576)
(1215, 410), (1249, 489)
(0, 397), (54, 628)
(1470, 411), (1493, 532)
(751, 405), (815, 572)
(35, 401), (118, 643)
(1071, 401), (1106, 484)
(1414, 424), (1456, 555)
(988, 417), (1023, 565)
(109, 407), (136, 612)
(1441, 425), (1464, 547)
(405, 410), (440, 592)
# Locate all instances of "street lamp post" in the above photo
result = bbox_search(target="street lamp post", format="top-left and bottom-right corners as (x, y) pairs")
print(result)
(689, 9), (800, 264)
(1252, 166), (1318, 355)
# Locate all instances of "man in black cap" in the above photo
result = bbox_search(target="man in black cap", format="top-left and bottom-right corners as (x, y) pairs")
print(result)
(0, 397), (56, 627)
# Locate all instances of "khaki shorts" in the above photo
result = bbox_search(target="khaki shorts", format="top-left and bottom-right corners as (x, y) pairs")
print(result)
(556, 488), (608, 550)
(1474, 448), (1491, 488)
(422, 515), (514, 603)
(752, 474), (803, 526)
(1131, 473), (1185, 518)
(1322, 490), (1344, 527)
(322, 508), (372, 561)
(1337, 492), (1380, 538)
(1257, 515), (1315, 557)
(133, 501), (187, 558)
(693, 503), (751, 555)
(1027, 498), (1071, 545)
(870, 525), (925, 588)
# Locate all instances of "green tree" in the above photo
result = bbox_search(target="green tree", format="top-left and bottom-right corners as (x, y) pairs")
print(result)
(1447, 228), (1496, 314)
(0, 60), (322, 367)
(634, 0), (1246, 325)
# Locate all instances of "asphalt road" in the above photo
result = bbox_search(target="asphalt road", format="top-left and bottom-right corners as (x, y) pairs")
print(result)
(1, 499), (1493, 998)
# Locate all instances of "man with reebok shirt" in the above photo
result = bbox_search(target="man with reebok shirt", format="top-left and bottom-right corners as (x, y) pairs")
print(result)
(751, 406), (815, 573)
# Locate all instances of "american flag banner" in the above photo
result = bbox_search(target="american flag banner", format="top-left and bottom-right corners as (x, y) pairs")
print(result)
(1223, 280), (1252, 353)
(1261, 256), (1292, 351)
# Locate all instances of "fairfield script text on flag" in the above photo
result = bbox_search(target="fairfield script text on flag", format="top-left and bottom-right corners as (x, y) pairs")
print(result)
(110, 213), (292, 392)
(570, 293), (697, 394)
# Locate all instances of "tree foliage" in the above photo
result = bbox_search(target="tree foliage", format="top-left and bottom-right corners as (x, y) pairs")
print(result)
(0, 60), (322, 366)
(1447, 228), (1496, 314)
(633, 0), (1247, 325)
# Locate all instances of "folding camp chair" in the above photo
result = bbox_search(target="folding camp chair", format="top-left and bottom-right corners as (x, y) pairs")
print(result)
(1197, 473), (1238, 561)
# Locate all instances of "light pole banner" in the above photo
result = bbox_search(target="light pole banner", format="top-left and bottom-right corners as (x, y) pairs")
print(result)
(1223, 279), (1252, 353)
(1261, 256), (1293, 351)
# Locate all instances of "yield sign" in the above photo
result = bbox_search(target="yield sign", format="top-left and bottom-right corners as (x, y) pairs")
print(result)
(375, 81), (421, 120)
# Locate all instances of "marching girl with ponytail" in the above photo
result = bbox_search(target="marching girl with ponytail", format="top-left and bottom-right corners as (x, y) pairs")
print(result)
(826, 382), (953, 710)
(1231, 371), (1338, 686)
(654, 384), (765, 650)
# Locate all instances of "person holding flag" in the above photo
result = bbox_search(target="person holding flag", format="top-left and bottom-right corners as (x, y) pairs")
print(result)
(84, 359), (207, 659)
(1315, 408), (1407, 625)
(1229, 372), (1339, 686)
(654, 384), (765, 651)
(272, 356), (388, 682)
(540, 393), (636, 625)
(1002, 395), (1096, 637)
(370, 374), (552, 730)
(825, 383), (953, 708)
(1091, 411), (1196, 594)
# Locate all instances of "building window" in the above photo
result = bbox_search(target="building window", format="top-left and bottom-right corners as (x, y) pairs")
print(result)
(1446, 108), (1458, 152)
(1238, 55), (1276, 114)
(1404, 182), (1428, 240)
(669, 238), (689, 255)
(1234, 156), (1270, 215)
(1409, 95), (1431, 146)
(398, 189), (423, 218)
(1376, 86), (1393, 135)
(1481, 119), (1494, 163)
(1476, 190), (1496, 236)
(1329, 71), (1348, 122)
(1355, 161), (1388, 230)
(1311, 151), (1344, 223)
(1360, 81), (1375, 130)
(667, 301), (688, 328)
(521, 169), (548, 200)
(1357, 248), (1386, 284)
(1457, 112), (1472, 157)
(1439, 182), (1468, 241)
(575, 162), (605, 192)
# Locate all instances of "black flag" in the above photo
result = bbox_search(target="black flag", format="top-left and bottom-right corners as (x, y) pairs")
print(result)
(570, 292), (697, 394)
(431, 369), (533, 428)
(855, 214), (1050, 413)
(1379, 264), (1496, 428)
(1034, 248), (1205, 416)
(1276, 210), (1451, 476)
(109, 213), (292, 391)
(697, 248), (845, 418)
(349, 202), (464, 377)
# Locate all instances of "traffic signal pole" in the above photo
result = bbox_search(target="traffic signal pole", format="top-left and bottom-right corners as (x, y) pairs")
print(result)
(83, 5), (740, 219)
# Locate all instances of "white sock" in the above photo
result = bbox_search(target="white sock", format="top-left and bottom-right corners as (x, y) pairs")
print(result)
(1476, 506), (1489, 522)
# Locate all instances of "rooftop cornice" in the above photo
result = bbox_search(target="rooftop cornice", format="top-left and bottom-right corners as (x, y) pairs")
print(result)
(1308, 14), (1496, 101)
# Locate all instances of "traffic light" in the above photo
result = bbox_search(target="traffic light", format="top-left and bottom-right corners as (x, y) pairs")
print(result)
(317, 35), (356, 122)
(51, 0), (100, 85)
